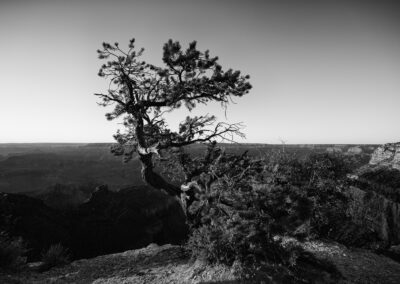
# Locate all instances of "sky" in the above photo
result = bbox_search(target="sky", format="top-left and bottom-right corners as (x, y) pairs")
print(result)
(0, 0), (399, 144)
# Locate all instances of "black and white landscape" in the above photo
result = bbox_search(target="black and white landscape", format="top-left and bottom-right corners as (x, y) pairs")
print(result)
(1, 0), (400, 283)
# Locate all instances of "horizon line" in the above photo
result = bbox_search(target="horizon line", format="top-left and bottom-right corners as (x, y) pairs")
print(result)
(0, 142), (384, 146)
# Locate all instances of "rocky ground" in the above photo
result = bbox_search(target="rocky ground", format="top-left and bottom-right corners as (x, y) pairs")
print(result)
(0, 244), (236, 284)
(301, 240), (400, 284)
(1, 241), (400, 284)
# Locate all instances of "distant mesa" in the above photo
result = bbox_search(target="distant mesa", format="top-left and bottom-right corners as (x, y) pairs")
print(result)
(347, 146), (363, 155)
(326, 146), (342, 153)
(370, 142), (400, 171)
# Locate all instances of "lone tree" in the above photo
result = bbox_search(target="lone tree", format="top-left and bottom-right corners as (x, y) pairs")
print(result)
(95, 38), (252, 201)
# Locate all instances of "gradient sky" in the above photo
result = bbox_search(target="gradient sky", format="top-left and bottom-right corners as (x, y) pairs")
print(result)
(0, 0), (399, 144)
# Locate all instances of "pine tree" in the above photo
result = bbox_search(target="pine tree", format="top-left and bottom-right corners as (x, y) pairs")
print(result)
(95, 38), (251, 202)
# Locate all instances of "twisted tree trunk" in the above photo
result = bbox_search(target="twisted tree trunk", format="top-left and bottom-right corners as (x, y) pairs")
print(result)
(134, 119), (195, 212)
(139, 153), (181, 197)
(134, 118), (179, 196)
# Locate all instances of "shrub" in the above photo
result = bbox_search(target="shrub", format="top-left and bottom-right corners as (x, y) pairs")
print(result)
(184, 149), (351, 280)
(0, 231), (27, 270)
(39, 243), (71, 271)
(185, 153), (298, 278)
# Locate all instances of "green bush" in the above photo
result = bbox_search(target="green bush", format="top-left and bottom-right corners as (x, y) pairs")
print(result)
(39, 243), (71, 271)
(0, 231), (27, 270)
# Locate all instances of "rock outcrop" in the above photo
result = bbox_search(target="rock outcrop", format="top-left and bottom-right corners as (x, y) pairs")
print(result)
(370, 142), (400, 170)
(345, 142), (400, 247)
